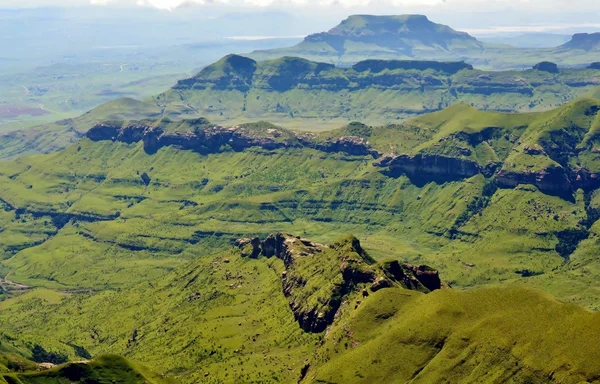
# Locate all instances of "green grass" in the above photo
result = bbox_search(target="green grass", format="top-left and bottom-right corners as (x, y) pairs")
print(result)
(1, 101), (600, 381)
(307, 286), (600, 383)
(3, 355), (167, 384)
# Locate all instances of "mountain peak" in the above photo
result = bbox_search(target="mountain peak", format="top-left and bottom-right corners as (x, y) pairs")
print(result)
(560, 32), (600, 51)
(322, 14), (472, 39)
(301, 14), (479, 55)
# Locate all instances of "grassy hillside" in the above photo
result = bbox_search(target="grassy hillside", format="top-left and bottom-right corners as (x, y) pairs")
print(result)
(307, 287), (600, 383)
(0, 101), (600, 381)
(1, 100), (600, 303)
(2, 355), (167, 384)
(2, 53), (599, 161)
(158, 55), (600, 125)
(0, 236), (599, 383)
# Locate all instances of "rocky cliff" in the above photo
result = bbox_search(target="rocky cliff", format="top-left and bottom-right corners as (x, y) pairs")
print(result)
(236, 233), (441, 333)
(375, 153), (496, 182)
(496, 165), (572, 198)
(87, 120), (381, 158)
(352, 59), (473, 74)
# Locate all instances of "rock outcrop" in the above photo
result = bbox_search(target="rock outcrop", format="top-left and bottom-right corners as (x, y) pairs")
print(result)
(496, 165), (572, 198)
(87, 120), (381, 159)
(533, 61), (559, 73)
(236, 233), (441, 333)
(352, 60), (473, 74)
(374, 153), (495, 182)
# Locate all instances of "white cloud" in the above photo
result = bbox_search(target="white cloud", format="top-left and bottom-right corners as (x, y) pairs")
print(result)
(2, 0), (600, 15)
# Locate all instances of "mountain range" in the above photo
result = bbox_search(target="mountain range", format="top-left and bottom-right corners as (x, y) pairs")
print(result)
(2, 53), (599, 161)
(2, 11), (600, 384)
(2, 98), (600, 380)
(251, 15), (600, 70)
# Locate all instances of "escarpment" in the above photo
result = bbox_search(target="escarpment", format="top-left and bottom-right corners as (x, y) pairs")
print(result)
(375, 153), (497, 182)
(87, 97), (600, 202)
(87, 121), (380, 158)
(235, 233), (441, 333)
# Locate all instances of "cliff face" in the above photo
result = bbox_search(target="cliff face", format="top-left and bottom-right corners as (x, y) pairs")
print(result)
(496, 166), (572, 198)
(374, 153), (495, 182)
(86, 121), (380, 158)
(352, 59), (473, 74)
(236, 233), (441, 333)
(87, 106), (600, 201)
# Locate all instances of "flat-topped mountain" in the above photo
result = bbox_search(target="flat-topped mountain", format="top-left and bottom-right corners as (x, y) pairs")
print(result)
(560, 33), (600, 51)
(252, 14), (484, 63)
(250, 14), (600, 70)
(303, 14), (482, 54)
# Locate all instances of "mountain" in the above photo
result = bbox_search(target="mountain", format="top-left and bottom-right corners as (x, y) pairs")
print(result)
(249, 15), (600, 70)
(559, 33), (600, 51)
(2, 100), (600, 380)
(252, 14), (485, 63)
(5, 54), (600, 161)
(155, 54), (600, 127)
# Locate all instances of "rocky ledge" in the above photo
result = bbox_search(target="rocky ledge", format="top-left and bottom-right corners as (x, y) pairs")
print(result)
(235, 233), (441, 333)
(374, 153), (499, 182)
(89, 119), (600, 200)
(87, 121), (379, 158)
(496, 165), (572, 198)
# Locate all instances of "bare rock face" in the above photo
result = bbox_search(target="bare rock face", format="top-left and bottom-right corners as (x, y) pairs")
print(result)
(573, 168), (600, 191)
(235, 233), (441, 333)
(496, 165), (572, 198)
(86, 123), (123, 142)
(87, 120), (382, 159)
(381, 260), (441, 292)
(375, 153), (484, 182)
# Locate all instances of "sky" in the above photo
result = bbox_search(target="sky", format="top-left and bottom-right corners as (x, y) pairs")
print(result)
(1, 0), (598, 12)
(1, 0), (599, 34)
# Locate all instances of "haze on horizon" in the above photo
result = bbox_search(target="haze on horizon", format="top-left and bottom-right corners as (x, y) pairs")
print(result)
(1, 0), (600, 34)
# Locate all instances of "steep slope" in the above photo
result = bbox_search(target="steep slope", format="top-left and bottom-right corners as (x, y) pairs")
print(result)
(2, 101), (600, 308)
(0, 233), (438, 383)
(158, 55), (600, 124)
(2, 54), (599, 161)
(305, 287), (600, 383)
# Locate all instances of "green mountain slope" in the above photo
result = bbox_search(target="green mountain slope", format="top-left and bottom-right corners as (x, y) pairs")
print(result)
(2, 355), (166, 384)
(307, 287), (600, 383)
(160, 55), (600, 124)
(1, 100), (600, 304)
(2, 102), (600, 381)
(0, 234), (599, 383)
(2, 53), (598, 161)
